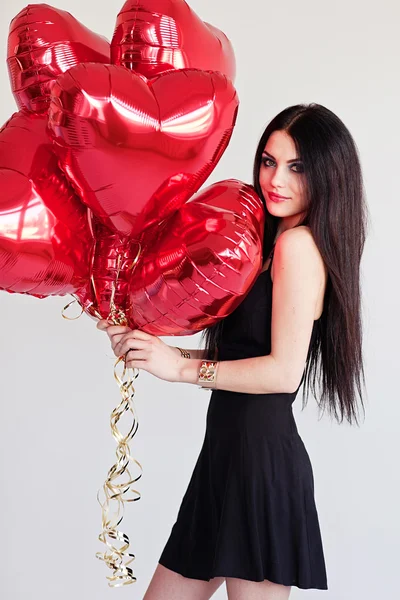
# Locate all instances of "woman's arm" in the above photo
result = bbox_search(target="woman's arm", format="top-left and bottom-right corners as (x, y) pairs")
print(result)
(179, 227), (325, 394)
(179, 354), (288, 393)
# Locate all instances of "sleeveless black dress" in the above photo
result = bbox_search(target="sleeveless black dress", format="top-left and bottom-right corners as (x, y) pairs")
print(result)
(158, 244), (328, 590)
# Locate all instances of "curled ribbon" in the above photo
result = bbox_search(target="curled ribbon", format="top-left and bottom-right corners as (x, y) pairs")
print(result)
(95, 356), (143, 587)
(61, 296), (85, 320)
(62, 242), (144, 586)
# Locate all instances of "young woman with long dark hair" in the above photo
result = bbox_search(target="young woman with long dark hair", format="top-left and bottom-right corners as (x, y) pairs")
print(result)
(98, 103), (369, 599)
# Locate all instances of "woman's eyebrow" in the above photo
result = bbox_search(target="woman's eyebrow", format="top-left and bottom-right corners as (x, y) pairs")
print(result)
(262, 150), (301, 163)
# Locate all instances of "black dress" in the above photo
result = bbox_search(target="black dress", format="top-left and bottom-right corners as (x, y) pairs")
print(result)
(158, 244), (328, 590)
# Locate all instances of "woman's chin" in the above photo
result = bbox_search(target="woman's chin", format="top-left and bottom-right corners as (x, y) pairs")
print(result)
(266, 200), (289, 216)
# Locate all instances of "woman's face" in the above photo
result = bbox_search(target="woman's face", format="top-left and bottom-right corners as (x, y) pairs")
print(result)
(258, 129), (309, 223)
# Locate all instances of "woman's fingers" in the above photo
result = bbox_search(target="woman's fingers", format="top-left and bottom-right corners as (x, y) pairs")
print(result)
(96, 320), (132, 337)
(97, 320), (135, 356)
(105, 324), (133, 336)
(96, 321), (156, 359)
(116, 337), (148, 357)
(101, 331), (134, 356)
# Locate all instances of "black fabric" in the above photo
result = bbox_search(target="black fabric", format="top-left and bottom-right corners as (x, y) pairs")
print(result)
(158, 245), (328, 590)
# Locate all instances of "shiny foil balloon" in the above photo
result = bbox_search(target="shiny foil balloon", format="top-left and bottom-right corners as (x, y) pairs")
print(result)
(7, 3), (110, 114)
(48, 63), (239, 239)
(0, 111), (94, 296)
(74, 180), (265, 335)
(111, 0), (236, 81)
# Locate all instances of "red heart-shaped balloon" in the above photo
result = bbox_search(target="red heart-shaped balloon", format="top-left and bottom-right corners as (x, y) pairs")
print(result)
(74, 179), (265, 335)
(2, 2), (258, 335)
(0, 111), (93, 297)
(48, 63), (239, 239)
(7, 3), (110, 114)
(112, 0), (236, 81)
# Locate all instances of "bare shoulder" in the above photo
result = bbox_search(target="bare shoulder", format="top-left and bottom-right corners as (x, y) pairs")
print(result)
(272, 225), (327, 284)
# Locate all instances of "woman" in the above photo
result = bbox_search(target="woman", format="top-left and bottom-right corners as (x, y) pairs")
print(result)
(97, 103), (368, 599)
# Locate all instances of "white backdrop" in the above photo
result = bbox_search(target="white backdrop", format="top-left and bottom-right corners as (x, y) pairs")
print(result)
(0, 1), (398, 598)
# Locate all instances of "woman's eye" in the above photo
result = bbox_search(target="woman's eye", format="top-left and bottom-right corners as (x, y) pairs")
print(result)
(291, 163), (304, 173)
(262, 158), (275, 167)
(262, 158), (304, 173)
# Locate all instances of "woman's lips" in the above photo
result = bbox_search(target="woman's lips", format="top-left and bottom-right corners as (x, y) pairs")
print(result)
(268, 192), (290, 202)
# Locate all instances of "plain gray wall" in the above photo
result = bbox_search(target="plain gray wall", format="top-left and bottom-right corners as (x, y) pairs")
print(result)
(0, 0), (398, 598)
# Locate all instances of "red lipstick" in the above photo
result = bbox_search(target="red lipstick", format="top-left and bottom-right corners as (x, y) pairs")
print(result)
(268, 192), (290, 202)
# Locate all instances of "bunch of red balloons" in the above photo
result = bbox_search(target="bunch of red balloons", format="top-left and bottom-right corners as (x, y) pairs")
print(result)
(0, 1), (265, 335)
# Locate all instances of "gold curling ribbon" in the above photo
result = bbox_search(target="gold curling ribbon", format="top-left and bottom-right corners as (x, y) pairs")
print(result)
(61, 241), (144, 586)
(95, 356), (143, 587)
(95, 242), (143, 586)
(61, 296), (84, 320)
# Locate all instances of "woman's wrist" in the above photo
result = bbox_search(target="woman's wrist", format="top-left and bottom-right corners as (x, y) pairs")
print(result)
(172, 346), (218, 385)
(178, 358), (204, 384)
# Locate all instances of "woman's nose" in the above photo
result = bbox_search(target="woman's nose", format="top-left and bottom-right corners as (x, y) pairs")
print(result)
(270, 167), (286, 189)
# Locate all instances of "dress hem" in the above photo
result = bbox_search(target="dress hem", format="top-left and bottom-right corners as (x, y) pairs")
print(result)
(158, 558), (328, 591)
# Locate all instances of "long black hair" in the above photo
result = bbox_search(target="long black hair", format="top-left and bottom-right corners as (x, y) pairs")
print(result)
(200, 103), (370, 426)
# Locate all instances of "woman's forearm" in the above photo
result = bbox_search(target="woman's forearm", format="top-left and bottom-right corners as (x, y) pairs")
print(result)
(178, 355), (296, 395)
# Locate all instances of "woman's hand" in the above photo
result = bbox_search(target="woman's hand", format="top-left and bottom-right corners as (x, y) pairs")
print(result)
(96, 319), (184, 383)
